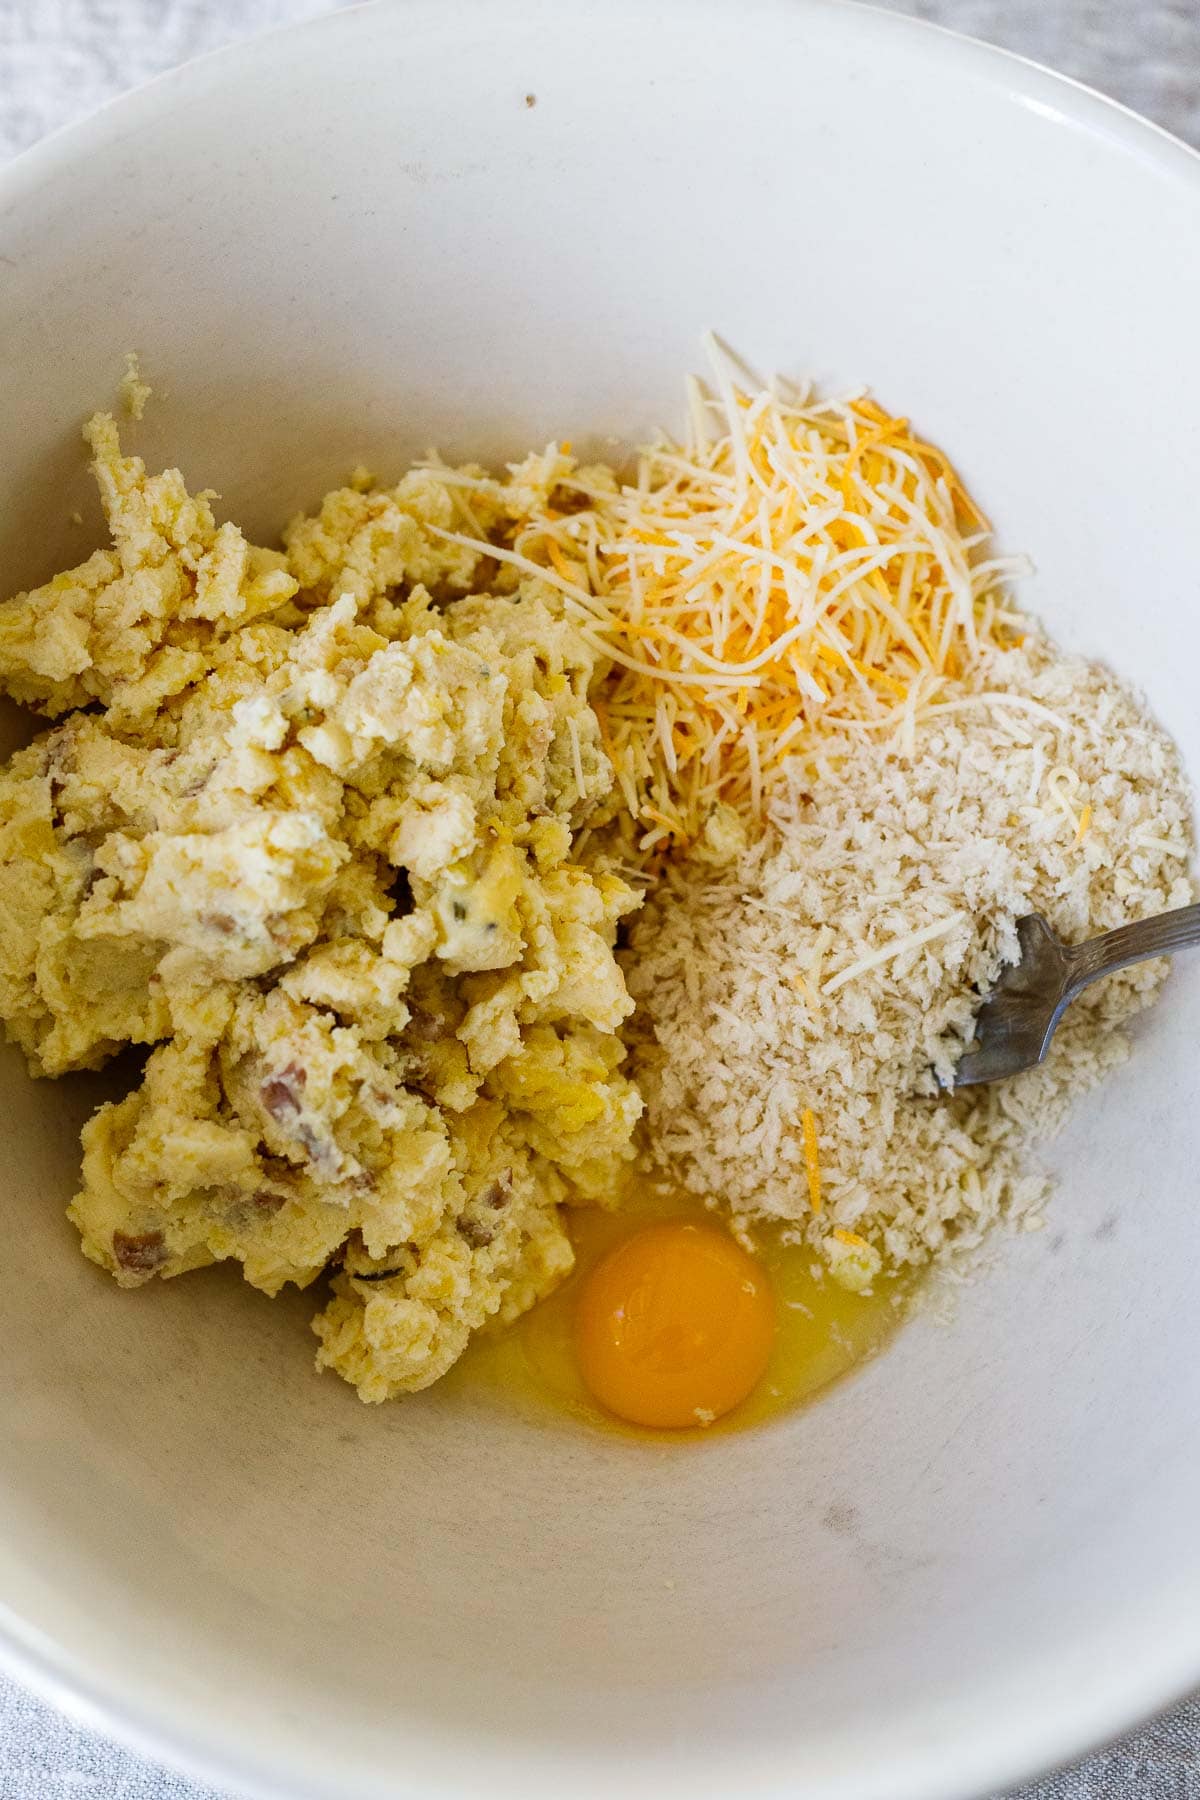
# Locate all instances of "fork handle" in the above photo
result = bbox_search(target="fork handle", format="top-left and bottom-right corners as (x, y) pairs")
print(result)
(1066, 902), (1200, 990)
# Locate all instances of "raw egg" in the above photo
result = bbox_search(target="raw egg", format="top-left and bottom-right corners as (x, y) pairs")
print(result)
(447, 1186), (912, 1437)
(574, 1219), (775, 1428)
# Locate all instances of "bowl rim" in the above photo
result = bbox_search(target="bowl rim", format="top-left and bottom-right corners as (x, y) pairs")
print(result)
(2, 1), (1200, 1797)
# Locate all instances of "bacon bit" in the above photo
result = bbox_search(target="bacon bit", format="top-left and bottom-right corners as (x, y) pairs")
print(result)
(1076, 803), (1093, 843)
(261, 1062), (307, 1121)
(112, 1229), (168, 1275)
(801, 1107), (822, 1215)
(483, 1171), (514, 1208)
(252, 1190), (288, 1215)
(832, 1228), (870, 1250)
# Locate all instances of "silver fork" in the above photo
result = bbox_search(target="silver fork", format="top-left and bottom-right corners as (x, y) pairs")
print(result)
(952, 904), (1200, 1087)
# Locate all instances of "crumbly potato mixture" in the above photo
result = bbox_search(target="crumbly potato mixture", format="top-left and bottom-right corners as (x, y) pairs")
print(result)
(0, 416), (642, 1400)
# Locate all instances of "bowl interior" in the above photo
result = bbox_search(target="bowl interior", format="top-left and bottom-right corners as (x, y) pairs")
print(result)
(1, 4), (1199, 1798)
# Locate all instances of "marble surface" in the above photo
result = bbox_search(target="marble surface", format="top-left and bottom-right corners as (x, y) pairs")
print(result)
(0, 1), (1198, 1794)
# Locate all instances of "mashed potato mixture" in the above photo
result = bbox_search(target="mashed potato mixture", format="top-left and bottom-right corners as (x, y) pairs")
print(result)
(0, 414), (641, 1401)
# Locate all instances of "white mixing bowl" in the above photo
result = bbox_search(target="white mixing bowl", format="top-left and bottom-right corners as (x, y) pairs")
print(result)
(1, 3), (1199, 1796)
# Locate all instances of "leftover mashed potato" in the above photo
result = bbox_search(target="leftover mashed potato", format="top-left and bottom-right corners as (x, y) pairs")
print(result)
(0, 415), (641, 1400)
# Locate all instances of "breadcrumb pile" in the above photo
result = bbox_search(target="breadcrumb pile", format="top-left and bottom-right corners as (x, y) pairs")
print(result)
(623, 636), (1193, 1282)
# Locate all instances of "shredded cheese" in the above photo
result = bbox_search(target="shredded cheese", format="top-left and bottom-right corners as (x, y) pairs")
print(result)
(433, 341), (1025, 842)
(821, 911), (965, 996)
(801, 1107), (822, 1215)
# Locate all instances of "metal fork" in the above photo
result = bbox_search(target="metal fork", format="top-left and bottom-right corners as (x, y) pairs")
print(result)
(951, 904), (1200, 1087)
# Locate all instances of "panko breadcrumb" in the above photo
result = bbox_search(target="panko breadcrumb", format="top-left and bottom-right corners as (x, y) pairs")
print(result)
(624, 635), (1193, 1275)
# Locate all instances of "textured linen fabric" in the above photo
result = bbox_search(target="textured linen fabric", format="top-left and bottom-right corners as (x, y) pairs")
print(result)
(0, 1), (1199, 1795)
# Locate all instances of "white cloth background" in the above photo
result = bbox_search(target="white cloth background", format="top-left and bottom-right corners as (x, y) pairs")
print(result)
(0, 1), (1198, 1795)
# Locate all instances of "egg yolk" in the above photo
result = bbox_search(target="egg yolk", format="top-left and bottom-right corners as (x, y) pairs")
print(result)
(574, 1219), (776, 1428)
